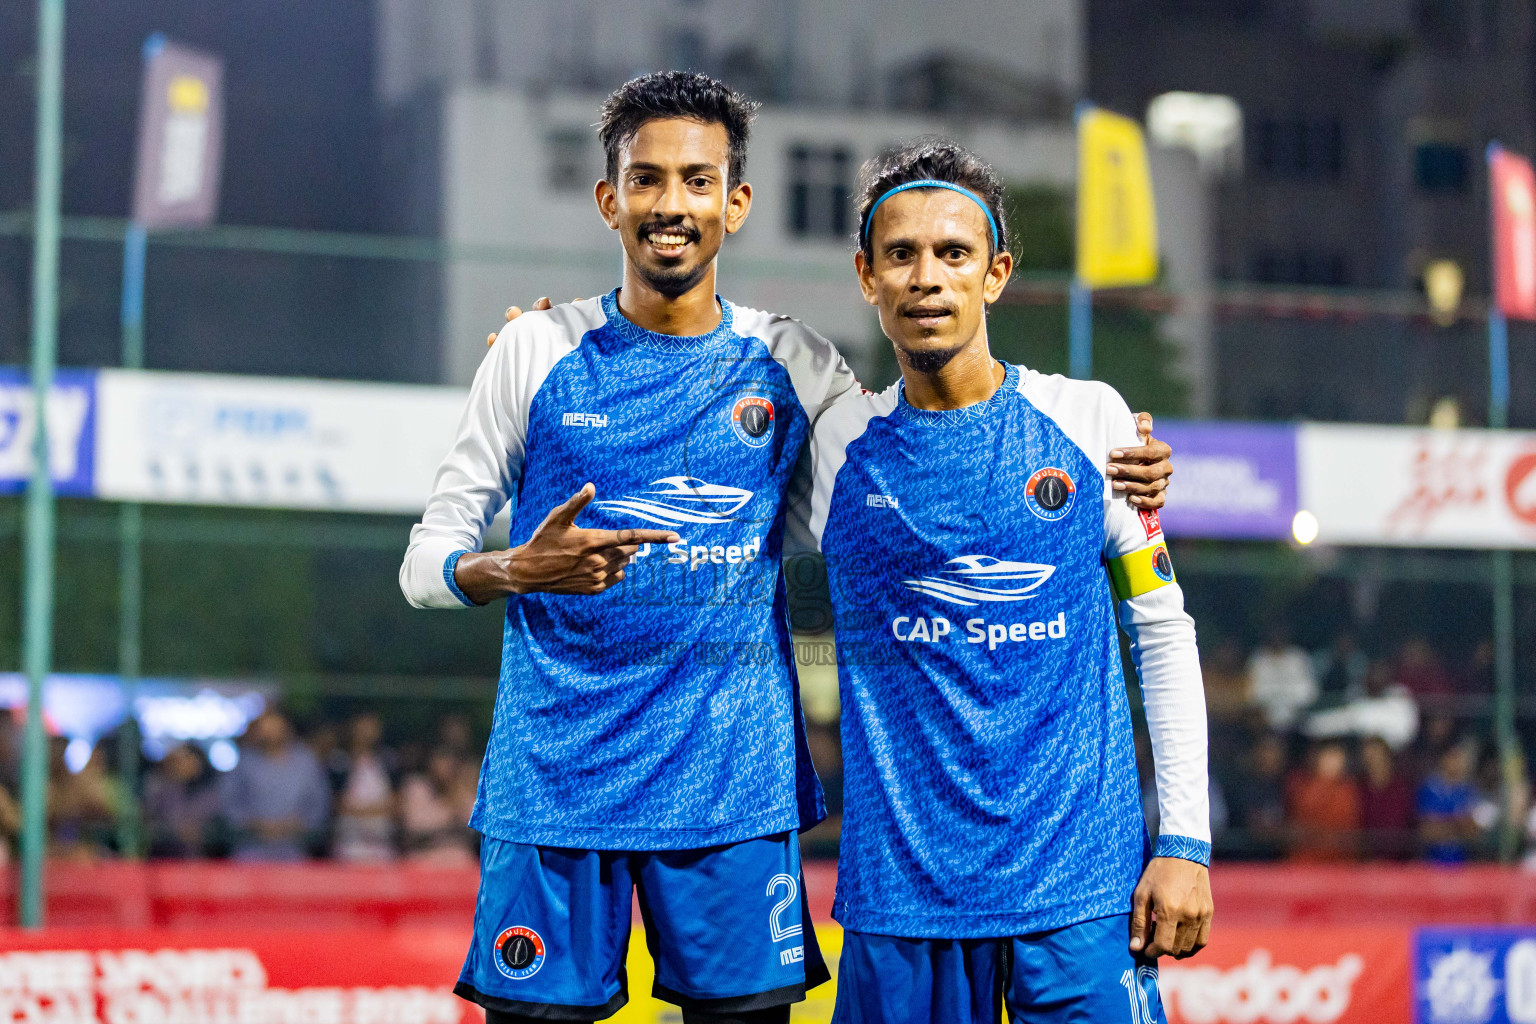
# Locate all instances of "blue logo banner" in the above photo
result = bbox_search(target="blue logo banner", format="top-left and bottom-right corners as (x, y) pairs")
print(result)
(0, 367), (97, 496)
(1415, 927), (1536, 1024)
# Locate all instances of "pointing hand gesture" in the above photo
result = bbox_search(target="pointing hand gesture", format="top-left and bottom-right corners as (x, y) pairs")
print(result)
(451, 484), (679, 601)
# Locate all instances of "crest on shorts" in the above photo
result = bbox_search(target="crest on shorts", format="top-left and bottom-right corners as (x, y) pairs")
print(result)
(494, 926), (546, 980)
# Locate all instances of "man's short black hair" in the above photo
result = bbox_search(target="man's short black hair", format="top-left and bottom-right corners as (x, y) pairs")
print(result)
(855, 138), (1010, 260)
(598, 71), (758, 190)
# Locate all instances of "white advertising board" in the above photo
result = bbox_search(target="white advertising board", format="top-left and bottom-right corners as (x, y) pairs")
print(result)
(95, 369), (467, 514)
(1299, 423), (1536, 548)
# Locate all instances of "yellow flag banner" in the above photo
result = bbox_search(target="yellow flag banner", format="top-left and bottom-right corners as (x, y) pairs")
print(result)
(1076, 106), (1159, 288)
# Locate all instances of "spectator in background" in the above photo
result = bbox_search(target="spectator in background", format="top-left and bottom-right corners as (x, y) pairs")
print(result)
(1202, 637), (1251, 724)
(1313, 632), (1368, 708)
(0, 781), (18, 866)
(1418, 740), (1483, 863)
(331, 712), (398, 862)
(1285, 739), (1361, 861)
(1359, 737), (1415, 859)
(1395, 638), (1454, 704)
(1227, 732), (1289, 859)
(219, 710), (330, 861)
(1247, 625), (1319, 730)
(1461, 640), (1495, 696)
(143, 743), (220, 858)
(49, 740), (117, 860)
(1303, 659), (1419, 752)
(399, 747), (477, 864)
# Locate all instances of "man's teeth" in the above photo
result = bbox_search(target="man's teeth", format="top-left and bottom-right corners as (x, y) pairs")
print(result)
(649, 233), (689, 246)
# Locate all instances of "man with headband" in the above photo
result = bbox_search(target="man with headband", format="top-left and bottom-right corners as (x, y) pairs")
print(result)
(797, 139), (1211, 1023)
(407, 70), (1178, 1024)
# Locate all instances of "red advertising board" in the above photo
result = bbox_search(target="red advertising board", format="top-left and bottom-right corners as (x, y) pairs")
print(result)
(1490, 146), (1536, 320)
(1160, 927), (1411, 1024)
(0, 929), (477, 1024)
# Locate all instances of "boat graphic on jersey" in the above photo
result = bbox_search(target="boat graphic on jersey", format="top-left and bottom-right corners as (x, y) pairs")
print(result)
(593, 476), (754, 526)
(903, 555), (1056, 606)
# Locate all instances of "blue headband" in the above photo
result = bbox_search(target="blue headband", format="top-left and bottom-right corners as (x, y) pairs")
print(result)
(861, 178), (1000, 250)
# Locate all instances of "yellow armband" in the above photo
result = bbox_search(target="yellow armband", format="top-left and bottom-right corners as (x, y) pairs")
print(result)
(1108, 542), (1176, 600)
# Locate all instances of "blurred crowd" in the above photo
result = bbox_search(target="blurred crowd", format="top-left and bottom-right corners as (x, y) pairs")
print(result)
(1187, 627), (1533, 864)
(0, 629), (1531, 867)
(0, 709), (482, 864)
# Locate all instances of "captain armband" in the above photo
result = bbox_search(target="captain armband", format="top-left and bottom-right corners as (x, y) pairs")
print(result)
(1107, 542), (1176, 601)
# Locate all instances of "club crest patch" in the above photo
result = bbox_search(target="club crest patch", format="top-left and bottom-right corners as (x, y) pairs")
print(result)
(731, 396), (775, 447)
(1025, 467), (1076, 522)
(1151, 544), (1175, 583)
(494, 926), (546, 980)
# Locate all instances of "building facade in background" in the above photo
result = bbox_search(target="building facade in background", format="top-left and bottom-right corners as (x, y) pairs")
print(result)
(374, 0), (1092, 385)
(1089, 0), (1536, 424)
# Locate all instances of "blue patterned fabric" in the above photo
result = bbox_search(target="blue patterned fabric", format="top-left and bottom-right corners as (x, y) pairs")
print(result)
(470, 290), (824, 850)
(443, 549), (476, 607)
(457, 833), (828, 1016)
(1153, 834), (1211, 867)
(832, 915), (1166, 1024)
(820, 364), (1150, 937)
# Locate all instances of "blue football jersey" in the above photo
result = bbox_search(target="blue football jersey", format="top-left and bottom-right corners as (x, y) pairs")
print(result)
(803, 362), (1208, 938)
(403, 290), (856, 850)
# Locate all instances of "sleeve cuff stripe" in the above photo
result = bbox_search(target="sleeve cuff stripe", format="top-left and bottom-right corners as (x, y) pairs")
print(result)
(1155, 835), (1211, 867)
(443, 550), (477, 607)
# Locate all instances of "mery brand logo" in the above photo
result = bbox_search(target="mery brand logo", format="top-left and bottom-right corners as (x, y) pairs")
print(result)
(594, 476), (753, 526)
(902, 555), (1055, 607)
(866, 493), (900, 509)
(561, 412), (608, 428)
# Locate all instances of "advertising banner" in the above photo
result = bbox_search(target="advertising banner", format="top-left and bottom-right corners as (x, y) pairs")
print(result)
(131, 37), (224, 230)
(1077, 107), (1160, 288)
(0, 367), (96, 496)
(1415, 927), (1536, 1024)
(1298, 423), (1536, 548)
(1160, 927), (1412, 1024)
(1154, 421), (1298, 540)
(1489, 146), (1536, 321)
(94, 369), (467, 514)
(0, 930), (472, 1024)
(0, 925), (1420, 1024)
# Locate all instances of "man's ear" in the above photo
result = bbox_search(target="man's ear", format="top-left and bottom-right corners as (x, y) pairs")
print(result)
(983, 250), (1014, 304)
(595, 179), (619, 230)
(724, 181), (753, 235)
(854, 250), (879, 306)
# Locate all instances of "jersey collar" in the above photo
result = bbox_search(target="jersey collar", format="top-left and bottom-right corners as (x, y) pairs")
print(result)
(600, 288), (736, 349)
(894, 361), (1021, 426)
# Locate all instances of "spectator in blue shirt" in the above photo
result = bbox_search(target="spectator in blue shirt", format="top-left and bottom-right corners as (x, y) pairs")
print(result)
(219, 710), (330, 861)
(1417, 740), (1482, 863)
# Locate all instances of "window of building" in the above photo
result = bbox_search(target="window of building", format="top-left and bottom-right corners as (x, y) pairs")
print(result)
(1414, 142), (1470, 193)
(546, 128), (593, 192)
(1252, 249), (1349, 286)
(787, 144), (853, 239)
(1254, 117), (1344, 180)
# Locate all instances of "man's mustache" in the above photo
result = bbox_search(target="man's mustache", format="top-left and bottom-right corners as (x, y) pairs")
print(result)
(637, 221), (701, 242)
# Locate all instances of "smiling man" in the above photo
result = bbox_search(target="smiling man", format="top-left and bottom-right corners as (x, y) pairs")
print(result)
(401, 71), (1176, 1024)
(800, 140), (1213, 1024)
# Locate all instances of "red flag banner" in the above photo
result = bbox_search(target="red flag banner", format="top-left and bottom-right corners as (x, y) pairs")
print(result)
(1490, 146), (1536, 320)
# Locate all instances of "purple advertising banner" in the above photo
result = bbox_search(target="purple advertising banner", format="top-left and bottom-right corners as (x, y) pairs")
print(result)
(131, 36), (224, 229)
(1154, 420), (1298, 540)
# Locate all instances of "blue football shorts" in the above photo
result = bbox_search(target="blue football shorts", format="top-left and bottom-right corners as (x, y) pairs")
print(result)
(455, 832), (829, 1020)
(832, 913), (1166, 1024)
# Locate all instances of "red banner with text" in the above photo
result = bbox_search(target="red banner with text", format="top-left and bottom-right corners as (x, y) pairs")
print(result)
(1490, 146), (1536, 320)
